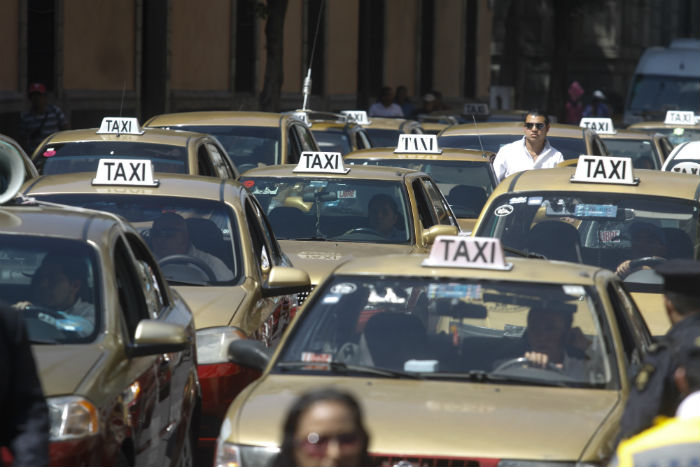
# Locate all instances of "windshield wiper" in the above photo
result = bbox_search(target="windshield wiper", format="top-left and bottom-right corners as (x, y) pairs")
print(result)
(165, 279), (208, 286)
(293, 236), (330, 241)
(276, 361), (424, 379)
(422, 370), (570, 387)
(503, 245), (546, 259)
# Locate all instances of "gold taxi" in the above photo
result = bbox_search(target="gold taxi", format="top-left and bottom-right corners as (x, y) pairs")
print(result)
(216, 236), (653, 467)
(438, 121), (610, 160)
(144, 111), (319, 173)
(21, 158), (310, 464)
(358, 116), (424, 147)
(628, 110), (700, 148)
(472, 155), (700, 335)
(0, 146), (199, 466)
(344, 134), (497, 232)
(289, 110), (372, 155)
(31, 116), (239, 179)
(239, 149), (459, 296)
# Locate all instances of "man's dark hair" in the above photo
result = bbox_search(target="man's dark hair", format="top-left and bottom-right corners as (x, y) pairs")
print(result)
(524, 109), (550, 125)
(666, 291), (700, 316)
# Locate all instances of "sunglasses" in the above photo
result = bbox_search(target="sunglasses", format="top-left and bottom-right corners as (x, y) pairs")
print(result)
(524, 122), (546, 130)
(296, 432), (361, 457)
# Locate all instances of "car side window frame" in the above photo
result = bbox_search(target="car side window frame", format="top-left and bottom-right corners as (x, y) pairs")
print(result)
(197, 144), (216, 176)
(248, 195), (284, 266)
(286, 124), (302, 164)
(206, 141), (235, 179)
(411, 178), (437, 229)
(244, 198), (273, 278)
(421, 177), (458, 226)
(113, 236), (152, 341)
(124, 232), (169, 318)
(606, 281), (648, 367)
(355, 129), (371, 149)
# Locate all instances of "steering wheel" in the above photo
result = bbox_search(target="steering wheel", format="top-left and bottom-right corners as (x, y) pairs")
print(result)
(158, 254), (218, 282)
(22, 304), (64, 320)
(492, 356), (563, 374)
(628, 256), (665, 270)
(342, 227), (385, 238)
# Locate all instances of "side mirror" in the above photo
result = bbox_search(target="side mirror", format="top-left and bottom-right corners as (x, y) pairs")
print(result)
(422, 224), (459, 245)
(262, 266), (311, 297)
(228, 339), (270, 372)
(129, 320), (188, 357)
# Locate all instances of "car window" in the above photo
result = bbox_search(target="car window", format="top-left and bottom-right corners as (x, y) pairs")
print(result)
(412, 179), (436, 228)
(287, 126), (302, 164)
(295, 124), (318, 152)
(356, 129), (371, 149)
(114, 236), (151, 339)
(312, 129), (352, 154)
(206, 142), (235, 178)
(604, 139), (659, 169)
(365, 129), (401, 148)
(197, 144), (216, 176)
(125, 232), (168, 318)
(242, 176), (412, 244)
(277, 275), (617, 388)
(248, 195), (284, 266)
(421, 177), (458, 226)
(244, 198), (272, 275)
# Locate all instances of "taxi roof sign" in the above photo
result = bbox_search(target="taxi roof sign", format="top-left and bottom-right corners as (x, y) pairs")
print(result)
(463, 102), (490, 116)
(571, 155), (638, 185)
(293, 152), (350, 174)
(96, 117), (144, 135)
(664, 110), (696, 126)
(341, 110), (371, 125)
(580, 117), (616, 134)
(92, 159), (159, 186)
(395, 134), (442, 154)
(422, 236), (512, 270)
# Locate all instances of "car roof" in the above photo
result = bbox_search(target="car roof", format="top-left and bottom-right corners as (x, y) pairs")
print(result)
(599, 129), (654, 140)
(364, 117), (422, 131)
(39, 127), (205, 147)
(144, 111), (292, 128)
(344, 147), (492, 162)
(240, 163), (420, 181)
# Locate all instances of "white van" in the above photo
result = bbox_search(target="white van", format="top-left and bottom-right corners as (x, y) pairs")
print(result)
(623, 39), (700, 126)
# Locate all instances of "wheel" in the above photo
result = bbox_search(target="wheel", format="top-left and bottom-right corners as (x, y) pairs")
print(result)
(492, 356), (563, 374)
(342, 227), (384, 238)
(158, 254), (218, 282)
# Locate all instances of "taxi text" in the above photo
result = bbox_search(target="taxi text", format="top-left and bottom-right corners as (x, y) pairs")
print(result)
(92, 159), (159, 186)
(571, 155), (637, 185)
(395, 134), (442, 154)
(293, 152), (350, 174)
(422, 236), (511, 270)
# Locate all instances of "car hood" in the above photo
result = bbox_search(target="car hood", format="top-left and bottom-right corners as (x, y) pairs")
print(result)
(230, 375), (620, 461)
(33, 344), (106, 396)
(279, 240), (416, 285)
(174, 285), (246, 329)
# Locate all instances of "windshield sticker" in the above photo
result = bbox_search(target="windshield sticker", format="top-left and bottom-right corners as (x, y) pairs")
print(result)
(300, 352), (333, 370)
(322, 295), (340, 304)
(427, 283), (482, 300)
(337, 189), (357, 199)
(528, 196), (543, 205)
(599, 229), (621, 243)
(242, 180), (255, 189)
(330, 283), (357, 295)
(574, 204), (617, 218)
(43, 148), (56, 158)
(563, 285), (586, 297)
(509, 196), (527, 204)
(494, 204), (514, 217)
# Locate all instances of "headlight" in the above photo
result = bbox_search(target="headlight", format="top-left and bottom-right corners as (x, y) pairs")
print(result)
(48, 396), (99, 441)
(196, 326), (246, 365)
(214, 441), (279, 467)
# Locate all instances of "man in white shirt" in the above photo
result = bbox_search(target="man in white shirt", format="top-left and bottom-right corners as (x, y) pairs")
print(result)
(492, 110), (563, 182)
(368, 86), (404, 118)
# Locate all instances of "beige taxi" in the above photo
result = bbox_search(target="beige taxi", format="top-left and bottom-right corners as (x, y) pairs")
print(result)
(344, 134), (497, 232)
(144, 111), (319, 173)
(21, 158), (310, 464)
(216, 236), (653, 466)
(289, 110), (372, 155)
(628, 110), (700, 148)
(31, 116), (239, 179)
(0, 144), (199, 466)
(472, 154), (700, 335)
(239, 149), (460, 299)
(438, 120), (610, 160)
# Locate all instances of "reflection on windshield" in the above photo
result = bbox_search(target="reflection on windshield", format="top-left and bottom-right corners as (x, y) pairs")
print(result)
(366, 129), (401, 148)
(35, 194), (240, 286)
(603, 139), (659, 169)
(478, 192), (698, 287)
(312, 130), (351, 155)
(0, 236), (100, 344)
(241, 177), (411, 244)
(277, 276), (615, 388)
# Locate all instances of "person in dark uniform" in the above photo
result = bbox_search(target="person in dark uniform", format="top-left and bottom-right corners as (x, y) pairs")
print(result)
(617, 258), (700, 441)
(0, 304), (50, 466)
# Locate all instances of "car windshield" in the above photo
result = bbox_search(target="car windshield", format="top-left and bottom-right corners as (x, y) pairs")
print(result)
(35, 141), (188, 175)
(172, 125), (280, 171)
(275, 275), (617, 388)
(651, 128), (700, 147)
(34, 194), (241, 286)
(366, 129), (402, 148)
(0, 236), (101, 344)
(312, 129), (352, 155)
(241, 177), (411, 243)
(602, 139), (660, 169)
(477, 192), (699, 292)
(439, 134), (588, 161)
(348, 159), (496, 218)
(628, 74), (700, 113)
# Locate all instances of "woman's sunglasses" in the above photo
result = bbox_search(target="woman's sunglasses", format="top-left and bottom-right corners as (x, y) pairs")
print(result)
(524, 122), (546, 130)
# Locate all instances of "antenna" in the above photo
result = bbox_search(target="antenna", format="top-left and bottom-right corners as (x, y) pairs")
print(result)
(302, 0), (325, 111)
(472, 114), (487, 159)
(119, 81), (126, 118)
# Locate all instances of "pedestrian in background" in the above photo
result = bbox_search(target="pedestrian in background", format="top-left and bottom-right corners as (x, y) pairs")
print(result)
(0, 304), (50, 467)
(416, 93), (436, 117)
(583, 90), (611, 118)
(394, 85), (416, 119)
(565, 81), (584, 124)
(368, 87), (404, 118)
(19, 83), (69, 155)
(272, 387), (373, 467)
(617, 258), (700, 441)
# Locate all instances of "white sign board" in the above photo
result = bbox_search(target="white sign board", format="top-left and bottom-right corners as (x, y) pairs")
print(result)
(341, 110), (370, 125)
(463, 103), (490, 116)
(422, 236), (512, 270)
(293, 152), (350, 174)
(395, 134), (442, 154)
(571, 155), (637, 185)
(92, 159), (159, 186)
(96, 117), (144, 135)
(670, 162), (700, 175)
(664, 111), (696, 126)
(580, 118), (616, 134)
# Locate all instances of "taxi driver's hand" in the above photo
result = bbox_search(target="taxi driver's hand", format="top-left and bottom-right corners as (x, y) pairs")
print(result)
(615, 259), (632, 277)
(12, 301), (32, 311)
(524, 352), (563, 370)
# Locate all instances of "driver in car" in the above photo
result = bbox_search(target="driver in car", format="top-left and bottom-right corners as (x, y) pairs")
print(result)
(615, 221), (667, 278)
(12, 253), (94, 337)
(151, 212), (233, 281)
(366, 194), (405, 240)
